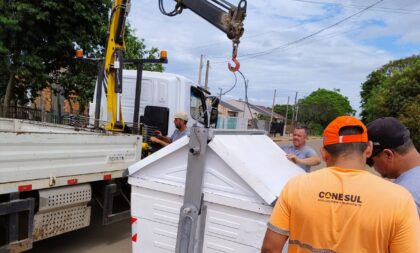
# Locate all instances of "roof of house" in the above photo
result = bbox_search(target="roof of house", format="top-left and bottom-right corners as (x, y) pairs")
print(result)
(219, 100), (243, 112)
(253, 104), (285, 120)
(226, 99), (285, 120)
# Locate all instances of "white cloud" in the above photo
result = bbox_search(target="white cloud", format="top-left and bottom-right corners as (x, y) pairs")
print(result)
(128, 0), (420, 115)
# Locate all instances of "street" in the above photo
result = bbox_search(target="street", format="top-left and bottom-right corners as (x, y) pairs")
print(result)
(27, 214), (132, 253)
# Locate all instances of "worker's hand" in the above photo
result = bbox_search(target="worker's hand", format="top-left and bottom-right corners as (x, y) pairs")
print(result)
(286, 154), (301, 164)
(150, 136), (160, 143)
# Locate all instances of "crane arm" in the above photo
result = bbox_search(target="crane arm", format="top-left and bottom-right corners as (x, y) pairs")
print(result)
(162, 0), (247, 69)
(175, 0), (246, 44)
(103, 0), (130, 131)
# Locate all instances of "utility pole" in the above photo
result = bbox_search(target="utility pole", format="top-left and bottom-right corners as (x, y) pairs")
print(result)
(268, 89), (276, 136)
(218, 88), (222, 101)
(197, 54), (204, 86)
(283, 96), (289, 136)
(204, 60), (210, 91)
(291, 91), (298, 130)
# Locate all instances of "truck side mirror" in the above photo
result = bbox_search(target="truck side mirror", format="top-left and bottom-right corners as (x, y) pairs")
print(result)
(208, 96), (219, 126)
(210, 107), (218, 126)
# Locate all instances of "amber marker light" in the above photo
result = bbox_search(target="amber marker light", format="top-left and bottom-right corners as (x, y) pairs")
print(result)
(160, 50), (168, 59)
(75, 49), (84, 58)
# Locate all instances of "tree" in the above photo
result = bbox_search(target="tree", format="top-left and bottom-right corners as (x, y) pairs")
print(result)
(360, 55), (420, 149)
(360, 55), (419, 121)
(274, 104), (293, 121)
(0, 1), (164, 116)
(0, 0), (111, 115)
(57, 60), (99, 114)
(298, 88), (355, 134)
(57, 22), (164, 114)
(124, 24), (164, 72)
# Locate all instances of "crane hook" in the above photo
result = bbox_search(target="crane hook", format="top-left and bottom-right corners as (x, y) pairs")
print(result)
(228, 57), (240, 72)
(228, 42), (240, 72)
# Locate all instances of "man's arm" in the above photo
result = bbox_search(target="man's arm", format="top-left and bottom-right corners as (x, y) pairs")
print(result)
(262, 179), (293, 252)
(286, 154), (321, 166)
(261, 228), (288, 253)
(150, 136), (171, 146)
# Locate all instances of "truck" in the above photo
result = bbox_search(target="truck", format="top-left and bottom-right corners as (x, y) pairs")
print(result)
(0, 117), (141, 252)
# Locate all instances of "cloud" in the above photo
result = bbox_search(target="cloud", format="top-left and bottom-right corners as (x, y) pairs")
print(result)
(128, 0), (420, 115)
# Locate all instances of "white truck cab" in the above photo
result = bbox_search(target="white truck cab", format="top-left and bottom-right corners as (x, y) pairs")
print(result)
(89, 70), (202, 136)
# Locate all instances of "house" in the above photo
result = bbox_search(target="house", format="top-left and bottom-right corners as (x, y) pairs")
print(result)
(225, 99), (285, 134)
(218, 100), (243, 118)
(217, 100), (246, 129)
(33, 87), (85, 115)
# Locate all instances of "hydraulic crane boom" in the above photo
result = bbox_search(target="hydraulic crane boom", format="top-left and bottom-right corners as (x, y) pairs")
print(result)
(162, 0), (246, 46)
(104, 0), (131, 131)
(103, 0), (247, 132)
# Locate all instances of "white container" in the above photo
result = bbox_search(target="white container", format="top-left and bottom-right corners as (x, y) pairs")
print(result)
(128, 132), (304, 252)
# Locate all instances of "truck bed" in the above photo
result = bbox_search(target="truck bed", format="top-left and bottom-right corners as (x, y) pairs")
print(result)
(0, 118), (141, 194)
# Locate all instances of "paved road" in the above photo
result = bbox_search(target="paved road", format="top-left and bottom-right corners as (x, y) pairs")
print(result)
(27, 215), (132, 253)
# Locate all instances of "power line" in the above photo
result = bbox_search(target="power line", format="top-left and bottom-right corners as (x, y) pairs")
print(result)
(220, 71), (237, 96)
(210, 0), (385, 63)
(183, 22), (311, 53)
(289, 0), (420, 15)
(236, 0), (385, 61)
(237, 70), (255, 122)
(210, 24), (363, 64)
(164, 0), (408, 61)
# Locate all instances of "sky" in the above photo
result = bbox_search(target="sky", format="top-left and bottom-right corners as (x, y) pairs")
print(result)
(128, 0), (420, 115)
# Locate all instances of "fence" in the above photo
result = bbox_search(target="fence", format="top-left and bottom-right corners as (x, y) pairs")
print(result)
(2, 107), (288, 135)
(2, 106), (91, 127)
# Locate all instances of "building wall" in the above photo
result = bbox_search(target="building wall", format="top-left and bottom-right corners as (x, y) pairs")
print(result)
(225, 100), (257, 121)
(218, 104), (242, 118)
(33, 87), (85, 115)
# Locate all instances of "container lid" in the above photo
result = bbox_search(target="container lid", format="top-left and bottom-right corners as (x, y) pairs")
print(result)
(129, 132), (304, 205)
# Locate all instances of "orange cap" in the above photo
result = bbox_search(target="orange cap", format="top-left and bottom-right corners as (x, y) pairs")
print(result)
(323, 116), (368, 146)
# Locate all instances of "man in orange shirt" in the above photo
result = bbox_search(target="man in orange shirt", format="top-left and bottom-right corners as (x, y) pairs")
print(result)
(261, 116), (420, 253)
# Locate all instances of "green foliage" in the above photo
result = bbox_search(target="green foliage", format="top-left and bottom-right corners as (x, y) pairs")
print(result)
(0, 0), (163, 115)
(0, 0), (111, 111)
(399, 100), (420, 150)
(360, 55), (420, 149)
(124, 24), (164, 72)
(298, 88), (355, 130)
(307, 122), (324, 136)
(58, 60), (98, 113)
(256, 113), (269, 121)
(273, 104), (293, 122)
(57, 22), (163, 114)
